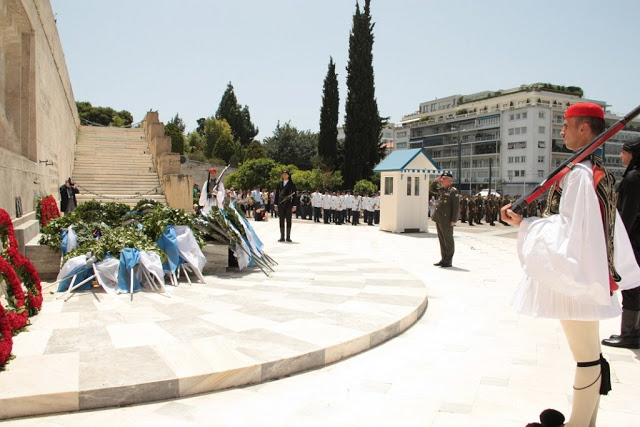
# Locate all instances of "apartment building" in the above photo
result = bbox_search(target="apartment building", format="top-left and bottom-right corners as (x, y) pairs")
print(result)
(394, 84), (640, 196)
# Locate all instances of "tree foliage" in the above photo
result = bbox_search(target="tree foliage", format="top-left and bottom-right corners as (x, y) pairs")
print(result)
(203, 117), (235, 162)
(294, 169), (343, 191)
(342, 0), (383, 188)
(225, 158), (277, 190)
(168, 113), (186, 133)
(263, 122), (318, 170)
(318, 57), (340, 170)
(212, 133), (236, 164)
(244, 140), (266, 162)
(354, 179), (377, 195)
(216, 82), (258, 147)
(77, 101), (133, 127)
(164, 122), (185, 155)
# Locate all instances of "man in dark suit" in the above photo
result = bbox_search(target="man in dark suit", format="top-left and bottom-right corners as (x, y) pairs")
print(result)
(274, 170), (298, 242)
(430, 172), (460, 267)
(59, 178), (80, 214)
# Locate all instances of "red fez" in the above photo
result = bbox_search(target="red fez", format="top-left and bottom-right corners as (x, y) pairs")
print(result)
(209, 167), (217, 173)
(564, 103), (604, 119)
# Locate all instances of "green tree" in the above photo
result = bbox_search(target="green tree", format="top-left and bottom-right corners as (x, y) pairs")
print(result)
(342, 0), (383, 188)
(244, 140), (266, 162)
(185, 131), (204, 154)
(164, 122), (185, 154)
(203, 117), (234, 159)
(263, 122), (318, 170)
(225, 158), (277, 190)
(354, 179), (377, 195)
(318, 57), (340, 169)
(168, 113), (186, 133)
(216, 82), (258, 146)
(76, 101), (134, 127)
(213, 133), (236, 164)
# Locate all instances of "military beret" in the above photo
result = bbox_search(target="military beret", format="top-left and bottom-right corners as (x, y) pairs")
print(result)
(565, 103), (604, 119)
(440, 172), (453, 178)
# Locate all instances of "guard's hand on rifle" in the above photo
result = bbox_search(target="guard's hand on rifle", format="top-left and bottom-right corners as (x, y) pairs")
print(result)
(274, 205), (278, 212)
(501, 203), (522, 227)
(292, 206), (296, 213)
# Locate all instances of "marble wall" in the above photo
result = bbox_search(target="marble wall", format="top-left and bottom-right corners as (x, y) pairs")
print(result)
(0, 0), (79, 218)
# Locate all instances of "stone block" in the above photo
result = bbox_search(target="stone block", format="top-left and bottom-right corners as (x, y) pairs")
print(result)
(202, 242), (228, 275)
(25, 243), (61, 280)
(162, 174), (193, 211)
(158, 152), (180, 176)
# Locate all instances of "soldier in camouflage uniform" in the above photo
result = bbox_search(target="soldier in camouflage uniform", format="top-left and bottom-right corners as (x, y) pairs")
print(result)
(430, 172), (460, 268)
(467, 196), (476, 226)
(460, 195), (468, 223)
(486, 194), (497, 226)
(475, 195), (484, 224)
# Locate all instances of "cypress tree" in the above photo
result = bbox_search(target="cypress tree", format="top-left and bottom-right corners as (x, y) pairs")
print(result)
(216, 82), (258, 147)
(343, 0), (382, 189)
(318, 57), (340, 170)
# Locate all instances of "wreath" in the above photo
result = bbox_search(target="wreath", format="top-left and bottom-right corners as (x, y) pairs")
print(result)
(0, 209), (39, 322)
(0, 304), (13, 368)
(0, 256), (27, 332)
(36, 195), (61, 227)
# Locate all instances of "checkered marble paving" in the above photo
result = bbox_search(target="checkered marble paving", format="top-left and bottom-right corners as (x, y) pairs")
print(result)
(0, 245), (426, 419)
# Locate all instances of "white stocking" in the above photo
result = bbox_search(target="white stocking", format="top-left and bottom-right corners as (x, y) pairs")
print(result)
(560, 320), (601, 427)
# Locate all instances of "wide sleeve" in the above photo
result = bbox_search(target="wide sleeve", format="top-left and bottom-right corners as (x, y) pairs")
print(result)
(517, 165), (611, 306)
(198, 181), (208, 207)
(217, 182), (225, 207)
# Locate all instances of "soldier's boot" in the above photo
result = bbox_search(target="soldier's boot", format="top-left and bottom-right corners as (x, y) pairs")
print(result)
(279, 226), (285, 242)
(602, 309), (640, 349)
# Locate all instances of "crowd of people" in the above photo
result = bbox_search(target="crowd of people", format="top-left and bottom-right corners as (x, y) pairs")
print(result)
(194, 184), (382, 227)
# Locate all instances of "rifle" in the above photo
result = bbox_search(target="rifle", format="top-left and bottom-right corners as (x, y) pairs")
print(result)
(511, 104), (640, 214)
(208, 164), (231, 199)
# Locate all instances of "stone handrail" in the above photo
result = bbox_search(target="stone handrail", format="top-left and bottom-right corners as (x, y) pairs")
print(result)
(141, 111), (193, 211)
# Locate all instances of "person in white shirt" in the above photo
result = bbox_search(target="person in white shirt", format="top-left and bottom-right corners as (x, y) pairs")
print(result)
(502, 103), (640, 426)
(321, 190), (331, 223)
(311, 189), (322, 223)
(351, 192), (362, 225)
(199, 167), (225, 215)
(373, 192), (381, 225)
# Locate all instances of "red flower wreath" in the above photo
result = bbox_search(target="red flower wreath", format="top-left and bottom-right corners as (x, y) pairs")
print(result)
(0, 304), (13, 368)
(0, 256), (27, 332)
(38, 195), (61, 227)
(6, 246), (43, 315)
(0, 209), (37, 326)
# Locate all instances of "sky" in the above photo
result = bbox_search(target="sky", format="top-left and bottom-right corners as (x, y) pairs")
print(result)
(51, 0), (640, 139)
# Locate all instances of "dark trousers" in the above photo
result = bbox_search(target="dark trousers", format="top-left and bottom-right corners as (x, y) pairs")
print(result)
(279, 205), (293, 239)
(313, 207), (321, 222)
(374, 210), (380, 224)
(363, 210), (369, 223)
(346, 208), (352, 223)
(435, 221), (455, 265)
(352, 210), (360, 225)
(366, 210), (374, 225)
(323, 209), (330, 223)
(622, 287), (640, 311)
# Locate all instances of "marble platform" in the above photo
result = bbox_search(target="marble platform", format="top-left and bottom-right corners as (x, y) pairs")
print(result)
(0, 237), (427, 420)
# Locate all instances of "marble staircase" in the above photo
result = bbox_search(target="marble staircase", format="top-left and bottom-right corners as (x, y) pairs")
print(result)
(72, 126), (166, 206)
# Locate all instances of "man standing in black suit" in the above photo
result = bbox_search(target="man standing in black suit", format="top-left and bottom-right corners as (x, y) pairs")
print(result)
(274, 170), (298, 242)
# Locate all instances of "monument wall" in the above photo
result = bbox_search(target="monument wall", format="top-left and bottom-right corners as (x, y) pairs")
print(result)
(0, 0), (79, 218)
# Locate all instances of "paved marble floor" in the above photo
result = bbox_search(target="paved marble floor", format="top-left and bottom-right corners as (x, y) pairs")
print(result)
(0, 220), (426, 420)
(3, 218), (640, 426)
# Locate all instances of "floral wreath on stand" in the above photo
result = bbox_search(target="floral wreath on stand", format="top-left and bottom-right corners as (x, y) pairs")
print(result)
(36, 195), (61, 227)
(0, 209), (33, 329)
(0, 304), (13, 369)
